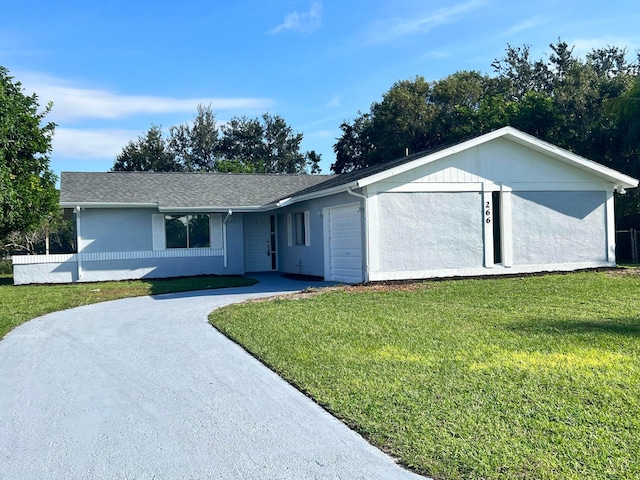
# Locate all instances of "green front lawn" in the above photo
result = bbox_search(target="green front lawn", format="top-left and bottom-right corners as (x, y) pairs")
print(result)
(0, 272), (256, 339)
(210, 270), (640, 480)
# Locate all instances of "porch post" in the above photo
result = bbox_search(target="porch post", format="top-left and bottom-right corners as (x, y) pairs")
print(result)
(606, 190), (616, 263)
(75, 206), (83, 280)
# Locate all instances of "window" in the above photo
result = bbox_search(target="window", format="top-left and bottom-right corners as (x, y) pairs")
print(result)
(287, 211), (311, 247)
(492, 191), (502, 264)
(188, 214), (211, 248)
(165, 214), (210, 248)
(294, 212), (305, 245)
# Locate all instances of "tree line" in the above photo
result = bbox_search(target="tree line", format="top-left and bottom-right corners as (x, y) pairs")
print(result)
(1, 39), (640, 256)
(332, 40), (639, 228)
(1, 66), (62, 254)
(112, 107), (322, 174)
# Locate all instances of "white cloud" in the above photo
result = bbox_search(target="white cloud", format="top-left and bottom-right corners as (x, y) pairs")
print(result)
(366, 0), (485, 45)
(270, 1), (322, 34)
(18, 72), (274, 122)
(422, 50), (450, 60)
(308, 129), (336, 138)
(569, 36), (640, 57)
(499, 17), (544, 37)
(325, 96), (340, 108)
(53, 128), (142, 160)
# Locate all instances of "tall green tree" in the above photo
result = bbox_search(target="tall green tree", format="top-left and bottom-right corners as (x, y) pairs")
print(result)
(333, 40), (638, 176)
(0, 67), (58, 238)
(168, 104), (219, 171)
(606, 74), (640, 229)
(331, 114), (373, 173)
(218, 116), (267, 172)
(332, 40), (640, 229)
(112, 125), (182, 172)
(332, 72), (497, 172)
(606, 75), (640, 169)
(219, 113), (320, 174)
(0, 206), (75, 255)
(114, 108), (320, 174)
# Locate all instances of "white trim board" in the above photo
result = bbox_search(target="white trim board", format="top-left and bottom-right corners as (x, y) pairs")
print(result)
(14, 249), (224, 265)
(355, 127), (638, 190)
(368, 261), (615, 282)
(368, 182), (613, 194)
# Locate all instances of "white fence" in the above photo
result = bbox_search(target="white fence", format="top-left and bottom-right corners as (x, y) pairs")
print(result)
(12, 248), (225, 285)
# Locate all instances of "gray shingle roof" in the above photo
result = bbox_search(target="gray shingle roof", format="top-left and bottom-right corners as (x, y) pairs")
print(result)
(60, 172), (334, 209)
(290, 129), (524, 198)
(59, 140), (468, 210)
(288, 148), (437, 198)
(62, 128), (637, 210)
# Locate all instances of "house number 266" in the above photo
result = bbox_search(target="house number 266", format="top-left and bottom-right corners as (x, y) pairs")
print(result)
(485, 201), (491, 224)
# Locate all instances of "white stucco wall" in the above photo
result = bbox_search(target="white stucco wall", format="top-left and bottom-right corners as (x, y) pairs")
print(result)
(364, 136), (617, 281)
(78, 256), (229, 282)
(14, 208), (246, 284)
(376, 192), (484, 272)
(13, 260), (79, 285)
(80, 208), (153, 253)
(511, 191), (607, 265)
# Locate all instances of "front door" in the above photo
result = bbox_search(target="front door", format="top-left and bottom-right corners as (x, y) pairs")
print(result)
(324, 203), (363, 283)
(244, 215), (277, 272)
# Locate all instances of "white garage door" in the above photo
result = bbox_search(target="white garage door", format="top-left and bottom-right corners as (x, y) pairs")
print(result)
(325, 203), (363, 283)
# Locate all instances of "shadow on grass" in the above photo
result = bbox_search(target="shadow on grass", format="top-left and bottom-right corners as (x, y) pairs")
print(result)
(0, 273), (257, 295)
(506, 318), (640, 337)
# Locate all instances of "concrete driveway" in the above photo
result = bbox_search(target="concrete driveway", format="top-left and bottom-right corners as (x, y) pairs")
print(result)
(0, 274), (426, 479)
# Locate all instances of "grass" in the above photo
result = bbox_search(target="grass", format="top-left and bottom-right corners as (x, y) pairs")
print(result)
(209, 270), (640, 480)
(0, 272), (257, 339)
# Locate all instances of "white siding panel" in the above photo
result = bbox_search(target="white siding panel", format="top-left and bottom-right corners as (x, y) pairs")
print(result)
(330, 255), (362, 269)
(330, 235), (361, 250)
(329, 217), (357, 231)
(12, 254), (77, 265)
(331, 267), (363, 278)
(327, 204), (363, 283)
(376, 138), (606, 188)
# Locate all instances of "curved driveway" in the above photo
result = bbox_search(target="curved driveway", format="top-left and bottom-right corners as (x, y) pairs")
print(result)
(0, 274), (426, 479)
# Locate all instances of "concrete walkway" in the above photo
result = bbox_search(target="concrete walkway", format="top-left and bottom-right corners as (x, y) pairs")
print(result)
(0, 274), (426, 479)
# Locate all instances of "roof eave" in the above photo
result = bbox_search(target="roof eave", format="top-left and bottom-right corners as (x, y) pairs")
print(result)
(355, 126), (639, 189)
(281, 181), (361, 206)
(354, 132), (506, 188)
(501, 131), (639, 189)
(157, 205), (267, 213)
(60, 202), (159, 209)
(60, 201), (272, 212)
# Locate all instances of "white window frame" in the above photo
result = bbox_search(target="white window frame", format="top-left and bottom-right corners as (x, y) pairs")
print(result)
(152, 213), (222, 250)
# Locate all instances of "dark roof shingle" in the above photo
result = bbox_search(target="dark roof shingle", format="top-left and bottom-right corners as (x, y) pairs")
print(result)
(65, 130), (561, 209)
(60, 172), (334, 209)
(287, 142), (457, 198)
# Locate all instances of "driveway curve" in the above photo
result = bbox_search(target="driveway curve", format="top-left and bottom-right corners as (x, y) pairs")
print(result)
(0, 274), (426, 480)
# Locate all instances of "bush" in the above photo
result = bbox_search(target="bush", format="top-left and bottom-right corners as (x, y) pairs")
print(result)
(0, 259), (12, 275)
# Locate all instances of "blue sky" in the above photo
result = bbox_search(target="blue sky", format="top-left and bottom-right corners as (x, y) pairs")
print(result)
(2, 0), (639, 177)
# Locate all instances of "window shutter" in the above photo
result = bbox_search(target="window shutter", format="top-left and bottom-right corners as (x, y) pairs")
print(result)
(152, 214), (166, 250)
(210, 214), (223, 249)
(287, 214), (293, 246)
(304, 210), (311, 246)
